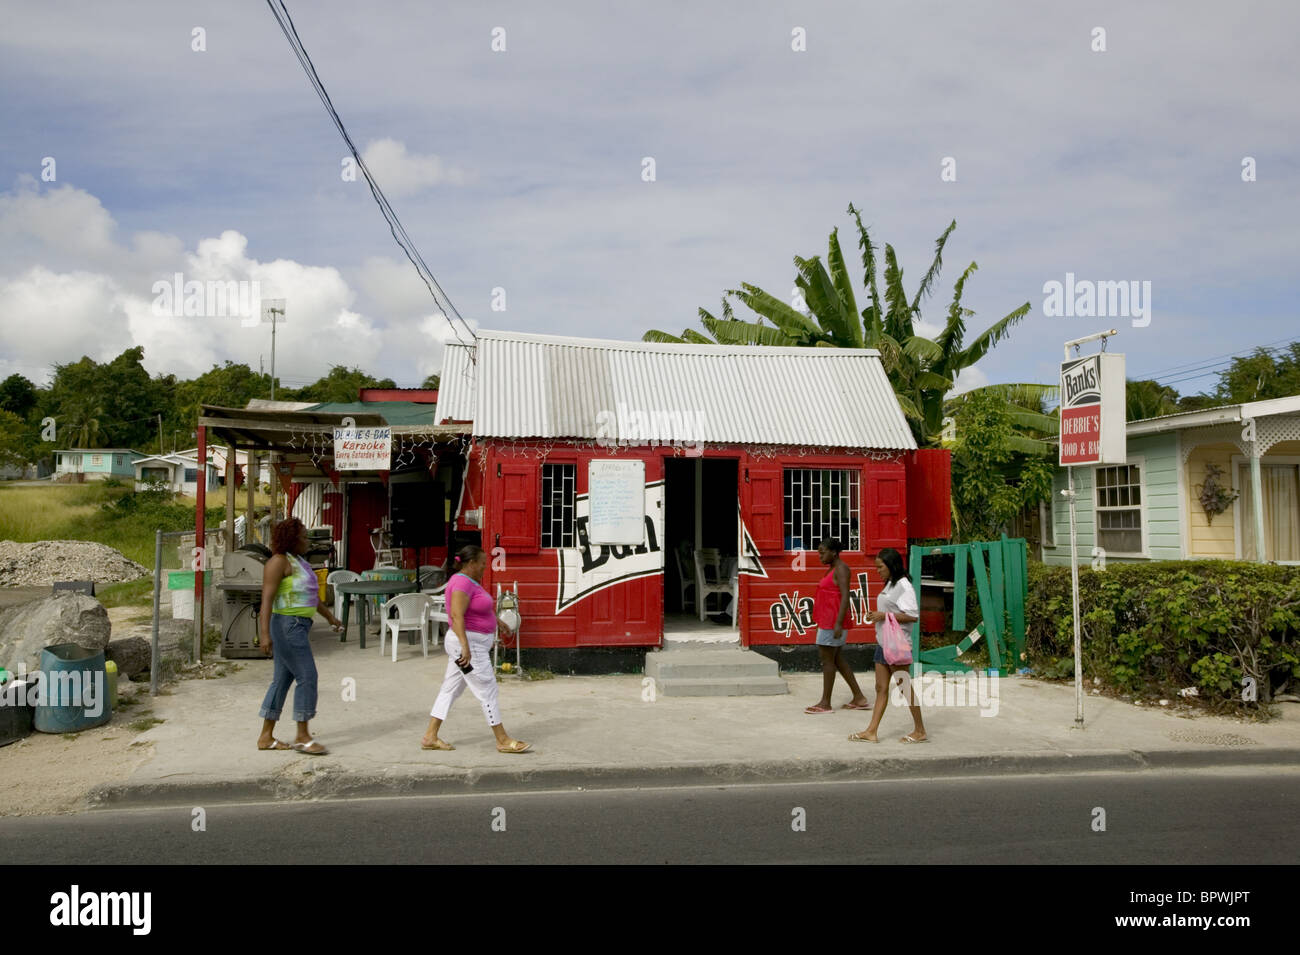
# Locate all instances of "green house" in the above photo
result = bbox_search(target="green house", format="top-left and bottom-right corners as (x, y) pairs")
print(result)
(53, 449), (146, 481)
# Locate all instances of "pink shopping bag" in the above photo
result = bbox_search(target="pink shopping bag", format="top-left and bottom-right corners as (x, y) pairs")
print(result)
(878, 612), (912, 665)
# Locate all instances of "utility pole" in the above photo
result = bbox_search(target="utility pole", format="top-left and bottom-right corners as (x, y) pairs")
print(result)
(261, 300), (286, 525)
(157, 413), (163, 454)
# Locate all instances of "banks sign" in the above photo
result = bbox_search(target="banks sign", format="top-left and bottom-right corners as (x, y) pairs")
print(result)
(1059, 353), (1126, 466)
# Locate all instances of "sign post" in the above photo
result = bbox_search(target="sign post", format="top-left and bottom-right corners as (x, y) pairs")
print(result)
(1059, 330), (1125, 728)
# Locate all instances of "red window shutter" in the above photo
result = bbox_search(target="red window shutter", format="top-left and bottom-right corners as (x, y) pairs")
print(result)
(864, 463), (906, 552)
(744, 462), (784, 554)
(493, 459), (540, 555)
(904, 449), (952, 540)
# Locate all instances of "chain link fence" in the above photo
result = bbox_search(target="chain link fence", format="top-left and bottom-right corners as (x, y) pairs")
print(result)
(148, 528), (225, 694)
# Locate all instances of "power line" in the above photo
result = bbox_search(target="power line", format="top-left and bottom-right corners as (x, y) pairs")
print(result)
(1139, 337), (1298, 386)
(264, 1), (477, 353)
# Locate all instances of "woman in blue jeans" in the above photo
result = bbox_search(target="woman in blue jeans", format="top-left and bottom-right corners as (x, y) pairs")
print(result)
(256, 518), (342, 755)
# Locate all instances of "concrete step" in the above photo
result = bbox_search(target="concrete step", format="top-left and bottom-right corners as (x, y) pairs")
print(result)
(645, 646), (789, 696)
(656, 675), (791, 697)
(646, 651), (781, 681)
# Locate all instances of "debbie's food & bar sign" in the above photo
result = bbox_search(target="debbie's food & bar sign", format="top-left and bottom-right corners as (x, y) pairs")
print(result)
(1059, 353), (1126, 466)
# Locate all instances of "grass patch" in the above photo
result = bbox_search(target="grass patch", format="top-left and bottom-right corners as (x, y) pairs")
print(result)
(0, 482), (251, 568)
(521, 668), (555, 681)
(98, 578), (155, 609)
(60, 732), (79, 741)
(128, 717), (165, 732)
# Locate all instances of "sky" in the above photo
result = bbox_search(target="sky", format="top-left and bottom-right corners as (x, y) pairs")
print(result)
(1, 0), (1296, 399)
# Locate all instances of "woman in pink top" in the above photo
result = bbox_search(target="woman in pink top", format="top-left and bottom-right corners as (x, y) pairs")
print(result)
(421, 545), (531, 754)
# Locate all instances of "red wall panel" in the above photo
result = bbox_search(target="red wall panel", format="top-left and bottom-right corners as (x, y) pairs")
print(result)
(905, 448), (952, 540)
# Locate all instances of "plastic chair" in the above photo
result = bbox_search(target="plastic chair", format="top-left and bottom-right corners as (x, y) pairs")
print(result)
(673, 542), (696, 614)
(326, 570), (361, 622)
(695, 547), (735, 621)
(381, 593), (435, 662)
(418, 564), (446, 591)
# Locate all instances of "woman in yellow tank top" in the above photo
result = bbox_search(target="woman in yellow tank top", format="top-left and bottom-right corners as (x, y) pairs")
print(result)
(256, 518), (343, 755)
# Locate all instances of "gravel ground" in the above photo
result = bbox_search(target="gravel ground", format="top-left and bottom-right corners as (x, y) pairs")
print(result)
(0, 540), (147, 587)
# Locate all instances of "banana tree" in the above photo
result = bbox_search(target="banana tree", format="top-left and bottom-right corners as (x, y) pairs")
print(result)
(644, 205), (1032, 447)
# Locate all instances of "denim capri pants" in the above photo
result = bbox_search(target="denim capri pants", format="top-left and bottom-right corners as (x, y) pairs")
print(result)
(259, 614), (318, 723)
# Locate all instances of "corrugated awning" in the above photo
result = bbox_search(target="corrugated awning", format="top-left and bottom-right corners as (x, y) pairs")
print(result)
(435, 330), (917, 450)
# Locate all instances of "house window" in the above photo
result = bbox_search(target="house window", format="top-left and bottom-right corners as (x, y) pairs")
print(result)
(541, 463), (575, 548)
(184, 468), (198, 483)
(115, 455), (123, 466)
(1095, 463), (1143, 554)
(142, 467), (169, 484)
(784, 468), (860, 551)
(90, 454), (102, 466)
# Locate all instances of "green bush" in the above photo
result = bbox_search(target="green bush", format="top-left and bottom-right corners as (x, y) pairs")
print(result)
(1027, 561), (1300, 710)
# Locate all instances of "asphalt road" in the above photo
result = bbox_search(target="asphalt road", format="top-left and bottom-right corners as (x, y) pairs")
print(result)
(1, 769), (1295, 864)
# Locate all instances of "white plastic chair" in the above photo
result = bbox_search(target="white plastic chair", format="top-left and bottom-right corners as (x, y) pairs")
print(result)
(695, 547), (735, 621)
(418, 564), (446, 590)
(673, 542), (696, 613)
(381, 593), (435, 662)
(326, 570), (361, 622)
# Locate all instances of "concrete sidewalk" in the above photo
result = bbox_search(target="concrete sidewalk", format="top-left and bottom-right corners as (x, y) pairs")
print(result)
(88, 621), (1300, 808)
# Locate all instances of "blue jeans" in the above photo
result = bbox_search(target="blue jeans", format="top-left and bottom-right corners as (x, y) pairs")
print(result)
(259, 614), (317, 723)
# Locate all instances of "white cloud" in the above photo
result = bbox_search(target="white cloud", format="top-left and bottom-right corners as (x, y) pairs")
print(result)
(0, 183), (399, 388)
(359, 139), (470, 197)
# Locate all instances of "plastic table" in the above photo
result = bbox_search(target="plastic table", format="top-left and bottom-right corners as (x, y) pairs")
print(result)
(336, 579), (418, 649)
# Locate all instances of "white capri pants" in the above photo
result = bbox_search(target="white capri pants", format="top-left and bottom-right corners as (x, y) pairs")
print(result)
(431, 629), (501, 727)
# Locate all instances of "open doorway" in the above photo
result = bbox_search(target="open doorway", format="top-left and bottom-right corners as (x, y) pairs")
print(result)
(663, 457), (739, 639)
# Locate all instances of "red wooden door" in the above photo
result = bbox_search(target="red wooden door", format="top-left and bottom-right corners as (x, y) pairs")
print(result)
(864, 462), (907, 554)
(346, 482), (389, 572)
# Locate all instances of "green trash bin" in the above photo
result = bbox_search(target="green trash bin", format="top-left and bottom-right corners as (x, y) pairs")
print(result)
(32, 644), (112, 733)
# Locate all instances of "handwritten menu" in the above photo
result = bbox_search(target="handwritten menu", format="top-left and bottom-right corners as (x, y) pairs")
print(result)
(588, 459), (645, 545)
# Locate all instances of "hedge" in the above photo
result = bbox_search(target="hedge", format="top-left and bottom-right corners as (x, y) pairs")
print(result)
(1026, 561), (1300, 708)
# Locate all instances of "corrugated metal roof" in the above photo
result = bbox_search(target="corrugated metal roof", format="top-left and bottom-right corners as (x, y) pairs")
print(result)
(436, 344), (476, 422)
(435, 330), (916, 450)
(305, 401), (436, 428)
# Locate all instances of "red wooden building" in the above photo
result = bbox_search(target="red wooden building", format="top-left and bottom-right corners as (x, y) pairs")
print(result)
(436, 331), (950, 651)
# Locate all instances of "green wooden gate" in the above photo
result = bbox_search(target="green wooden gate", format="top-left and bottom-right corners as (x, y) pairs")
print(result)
(906, 534), (1028, 678)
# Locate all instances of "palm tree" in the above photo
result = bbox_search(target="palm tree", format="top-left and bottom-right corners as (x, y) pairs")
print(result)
(60, 400), (105, 449)
(645, 204), (1032, 446)
(1126, 379), (1181, 422)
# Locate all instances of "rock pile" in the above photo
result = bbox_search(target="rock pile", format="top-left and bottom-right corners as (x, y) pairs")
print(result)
(0, 541), (147, 587)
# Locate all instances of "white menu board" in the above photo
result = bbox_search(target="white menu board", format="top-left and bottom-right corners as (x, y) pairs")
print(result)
(587, 459), (645, 545)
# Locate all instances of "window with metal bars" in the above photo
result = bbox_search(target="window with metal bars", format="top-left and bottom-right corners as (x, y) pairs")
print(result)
(541, 463), (576, 548)
(784, 468), (860, 551)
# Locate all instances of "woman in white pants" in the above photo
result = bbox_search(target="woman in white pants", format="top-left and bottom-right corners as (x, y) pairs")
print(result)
(422, 545), (531, 754)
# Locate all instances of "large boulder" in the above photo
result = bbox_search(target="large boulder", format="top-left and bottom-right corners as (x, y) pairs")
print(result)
(0, 593), (112, 675)
(105, 636), (151, 681)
